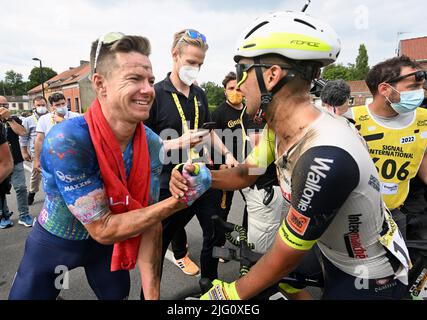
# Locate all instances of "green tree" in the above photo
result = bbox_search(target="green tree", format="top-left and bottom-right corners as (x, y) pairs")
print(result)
(27, 67), (57, 91)
(352, 44), (370, 80)
(321, 64), (352, 81)
(200, 81), (224, 110)
(4, 70), (27, 96)
(0, 81), (8, 96)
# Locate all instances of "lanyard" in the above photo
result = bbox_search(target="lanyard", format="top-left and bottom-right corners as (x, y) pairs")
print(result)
(33, 114), (39, 125)
(172, 93), (199, 132)
(171, 93), (200, 162)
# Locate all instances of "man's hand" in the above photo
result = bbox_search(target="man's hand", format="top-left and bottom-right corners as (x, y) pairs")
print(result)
(21, 149), (32, 162)
(170, 163), (212, 206)
(200, 280), (241, 300)
(181, 130), (210, 149)
(0, 107), (11, 121)
(224, 152), (239, 168)
(34, 158), (41, 172)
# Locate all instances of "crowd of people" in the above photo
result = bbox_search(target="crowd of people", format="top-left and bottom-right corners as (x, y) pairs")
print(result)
(0, 9), (426, 300)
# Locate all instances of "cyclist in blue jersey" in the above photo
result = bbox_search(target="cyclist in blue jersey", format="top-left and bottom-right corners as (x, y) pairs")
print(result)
(9, 33), (211, 300)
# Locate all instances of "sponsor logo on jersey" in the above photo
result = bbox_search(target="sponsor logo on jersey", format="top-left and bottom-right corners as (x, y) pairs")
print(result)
(374, 279), (397, 293)
(297, 157), (333, 212)
(417, 120), (427, 127)
(381, 182), (398, 195)
(344, 214), (368, 259)
(63, 180), (92, 192)
(359, 115), (370, 121)
(368, 175), (380, 192)
(56, 171), (87, 183)
(227, 119), (242, 129)
(280, 224), (304, 248)
(286, 207), (310, 236)
(400, 135), (415, 145)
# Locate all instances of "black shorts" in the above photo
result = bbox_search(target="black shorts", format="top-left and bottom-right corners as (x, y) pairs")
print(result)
(288, 246), (407, 300)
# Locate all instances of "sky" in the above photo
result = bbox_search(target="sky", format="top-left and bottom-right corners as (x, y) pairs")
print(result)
(0, 0), (425, 86)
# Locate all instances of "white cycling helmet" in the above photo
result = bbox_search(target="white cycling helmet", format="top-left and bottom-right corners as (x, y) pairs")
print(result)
(234, 11), (341, 67)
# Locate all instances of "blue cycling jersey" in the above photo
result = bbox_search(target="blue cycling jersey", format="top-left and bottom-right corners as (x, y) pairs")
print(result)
(38, 116), (163, 240)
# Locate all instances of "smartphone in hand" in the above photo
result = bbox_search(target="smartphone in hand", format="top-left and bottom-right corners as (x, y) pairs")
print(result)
(201, 122), (216, 131)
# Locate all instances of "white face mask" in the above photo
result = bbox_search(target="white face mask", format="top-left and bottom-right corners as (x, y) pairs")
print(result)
(36, 107), (47, 115)
(55, 106), (68, 116)
(179, 65), (200, 87)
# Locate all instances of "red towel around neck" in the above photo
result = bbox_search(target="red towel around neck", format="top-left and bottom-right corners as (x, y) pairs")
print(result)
(85, 98), (151, 271)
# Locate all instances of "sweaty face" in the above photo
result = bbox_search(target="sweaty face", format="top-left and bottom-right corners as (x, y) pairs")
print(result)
(103, 52), (155, 124)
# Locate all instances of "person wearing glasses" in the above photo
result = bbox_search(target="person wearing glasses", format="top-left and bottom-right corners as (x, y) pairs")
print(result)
(170, 11), (410, 300)
(9, 33), (210, 300)
(349, 56), (427, 241)
(0, 96), (33, 229)
(145, 29), (238, 281)
(33, 92), (80, 174)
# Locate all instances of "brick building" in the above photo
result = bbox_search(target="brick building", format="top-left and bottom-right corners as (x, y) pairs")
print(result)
(28, 61), (95, 113)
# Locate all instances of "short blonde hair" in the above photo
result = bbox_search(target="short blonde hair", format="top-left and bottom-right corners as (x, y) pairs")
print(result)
(172, 29), (209, 53)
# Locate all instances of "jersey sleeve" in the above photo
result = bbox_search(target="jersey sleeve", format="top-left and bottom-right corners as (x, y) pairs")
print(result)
(41, 121), (109, 225)
(246, 126), (275, 168)
(279, 145), (360, 251)
(145, 125), (164, 204)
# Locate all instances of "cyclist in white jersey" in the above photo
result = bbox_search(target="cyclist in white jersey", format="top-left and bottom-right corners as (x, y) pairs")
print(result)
(170, 11), (410, 300)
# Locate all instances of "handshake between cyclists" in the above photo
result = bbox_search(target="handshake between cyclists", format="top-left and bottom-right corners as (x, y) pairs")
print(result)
(169, 11), (412, 301)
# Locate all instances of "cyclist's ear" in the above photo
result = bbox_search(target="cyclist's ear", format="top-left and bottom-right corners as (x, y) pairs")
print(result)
(265, 65), (287, 91)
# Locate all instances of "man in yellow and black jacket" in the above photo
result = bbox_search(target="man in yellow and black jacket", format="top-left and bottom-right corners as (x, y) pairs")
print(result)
(349, 55), (427, 239)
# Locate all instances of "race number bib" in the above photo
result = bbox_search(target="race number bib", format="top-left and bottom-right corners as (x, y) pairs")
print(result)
(379, 209), (412, 271)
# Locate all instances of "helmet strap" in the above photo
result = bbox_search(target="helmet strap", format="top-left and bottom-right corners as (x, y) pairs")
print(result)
(253, 57), (297, 123)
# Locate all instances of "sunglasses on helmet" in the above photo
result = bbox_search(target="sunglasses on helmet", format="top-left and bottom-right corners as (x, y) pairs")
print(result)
(93, 32), (125, 73)
(387, 70), (427, 84)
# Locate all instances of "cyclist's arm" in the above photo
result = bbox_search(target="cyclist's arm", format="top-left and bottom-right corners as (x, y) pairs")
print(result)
(85, 197), (185, 245)
(234, 145), (360, 299)
(43, 124), (186, 245)
(417, 151), (427, 185)
(210, 126), (275, 190)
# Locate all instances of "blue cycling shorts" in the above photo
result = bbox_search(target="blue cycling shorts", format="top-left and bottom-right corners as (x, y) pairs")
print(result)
(9, 221), (130, 300)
